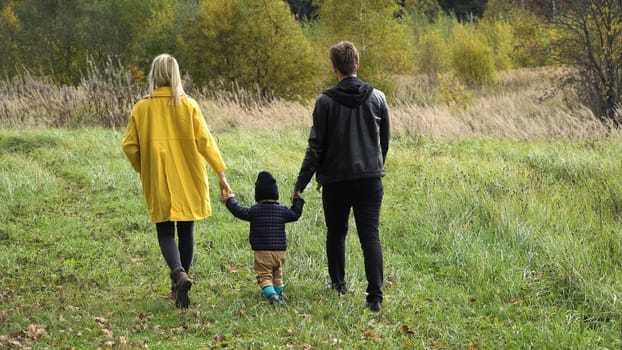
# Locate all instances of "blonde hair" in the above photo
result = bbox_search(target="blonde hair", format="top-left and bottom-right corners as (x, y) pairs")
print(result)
(147, 54), (185, 106)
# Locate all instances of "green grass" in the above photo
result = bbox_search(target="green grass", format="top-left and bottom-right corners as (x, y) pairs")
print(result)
(1, 128), (621, 349)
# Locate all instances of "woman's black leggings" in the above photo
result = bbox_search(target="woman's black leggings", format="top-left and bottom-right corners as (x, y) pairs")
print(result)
(156, 221), (195, 273)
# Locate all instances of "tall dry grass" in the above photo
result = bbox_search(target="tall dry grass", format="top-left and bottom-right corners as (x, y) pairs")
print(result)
(0, 64), (618, 140)
(0, 59), (141, 128)
(391, 68), (620, 140)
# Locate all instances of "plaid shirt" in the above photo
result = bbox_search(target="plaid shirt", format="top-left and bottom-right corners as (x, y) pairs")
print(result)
(225, 197), (304, 251)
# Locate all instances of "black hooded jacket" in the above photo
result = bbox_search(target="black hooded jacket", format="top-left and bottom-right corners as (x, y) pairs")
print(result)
(294, 76), (390, 192)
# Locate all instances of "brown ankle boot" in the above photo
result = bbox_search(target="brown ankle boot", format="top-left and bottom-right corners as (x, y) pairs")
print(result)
(170, 267), (192, 308)
(170, 278), (176, 299)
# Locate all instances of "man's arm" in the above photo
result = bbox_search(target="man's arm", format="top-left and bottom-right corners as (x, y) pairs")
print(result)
(294, 97), (327, 193)
(378, 92), (390, 163)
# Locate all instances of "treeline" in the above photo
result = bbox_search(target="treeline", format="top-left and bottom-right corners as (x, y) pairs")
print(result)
(0, 0), (554, 97)
(1, 0), (620, 125)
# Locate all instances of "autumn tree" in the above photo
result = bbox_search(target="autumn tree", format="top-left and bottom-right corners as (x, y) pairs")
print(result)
(483, 0), (554, 68)
(0, 0), (180, 83)
(438, 0), (488, 22)
(285, 0), (317, 21)
(116, 0), (190, 71)
(396, 0), (442, 20)
(554, 0), (622, 125)
(178, 0), (320, 100)
(0, 1), (21, 74)
(0, 0), (88, 82)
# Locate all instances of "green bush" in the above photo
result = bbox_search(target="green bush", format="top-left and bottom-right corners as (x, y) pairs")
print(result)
(178, 0), (321, 101)
(450, 25), (496, 86)
(479, 20), (514, 71)
(508, 10), (555, 67)
(416, 27), (449, 78)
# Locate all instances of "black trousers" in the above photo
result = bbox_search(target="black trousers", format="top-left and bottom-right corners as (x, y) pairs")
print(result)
(156, 221), (195, 273)
(322, 177), (384, 302)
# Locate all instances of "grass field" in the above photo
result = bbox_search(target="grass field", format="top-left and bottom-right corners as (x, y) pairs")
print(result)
(1, 127), (621, 349)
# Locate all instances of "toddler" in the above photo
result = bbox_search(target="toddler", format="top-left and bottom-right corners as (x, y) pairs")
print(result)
(225, 171), (304, 305)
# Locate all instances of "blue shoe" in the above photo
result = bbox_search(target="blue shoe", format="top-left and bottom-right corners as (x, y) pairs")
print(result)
(274, 285), (284, 297)
(261, 286), (277, 298)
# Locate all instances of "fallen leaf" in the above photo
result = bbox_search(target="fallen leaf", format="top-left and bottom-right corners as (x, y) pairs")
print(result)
(9, 339), (23, 347)
(467, 342), (479, 350)
(26, 324), (46, 340)
(119, 336), (128, 349)
(361, 330), (382, 341)
(229, 263), (238, 273)
(214, 334), (227, 346)
(101, 328), (113, 338)
(65, 305), (80, 312)
(401, 325), (416, 337)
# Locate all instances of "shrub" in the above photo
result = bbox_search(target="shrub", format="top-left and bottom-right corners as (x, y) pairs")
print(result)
(178, 0), (321, 101)
(479, 20), (514, 71)
(415, 28), (449, 79)
(508, 10), (555, 68)
(449, 25), (496, 87)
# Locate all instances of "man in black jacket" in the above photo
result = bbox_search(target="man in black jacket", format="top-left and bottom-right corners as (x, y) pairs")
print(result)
(292, 41), (390, 312)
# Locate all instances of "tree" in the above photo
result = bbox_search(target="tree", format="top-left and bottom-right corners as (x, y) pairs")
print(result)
(0, 1), (21, 75)
(394, 0), (442, 20)
(285, 0), (317, 21)
(0, 0), (87, 82)
(114, 0), (188, 70)
(178, 0), (321, 100)
(483, 0), (554, 68)
(554, 0), (622, 125)
(0, 0), (180, 83)
(438, 0), (488, 22)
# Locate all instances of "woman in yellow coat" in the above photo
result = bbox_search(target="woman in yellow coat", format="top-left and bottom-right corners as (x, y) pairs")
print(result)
(122, 54), (231, 308)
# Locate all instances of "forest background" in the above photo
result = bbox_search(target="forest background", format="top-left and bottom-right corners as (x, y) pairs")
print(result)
(2, 0), (621, 131)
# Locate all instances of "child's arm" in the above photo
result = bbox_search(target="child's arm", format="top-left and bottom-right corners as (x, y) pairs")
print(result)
(225, 193), (251, 221)
(284, 196), (305, 222)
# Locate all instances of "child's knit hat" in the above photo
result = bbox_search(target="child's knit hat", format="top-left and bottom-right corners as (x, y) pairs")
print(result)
(255, 171), (279, 202)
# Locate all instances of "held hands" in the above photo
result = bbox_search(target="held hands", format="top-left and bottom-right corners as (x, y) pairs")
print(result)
(290, 189), (302, 202)
(225, 189), (235, 200)
(218, 172), (233, 200)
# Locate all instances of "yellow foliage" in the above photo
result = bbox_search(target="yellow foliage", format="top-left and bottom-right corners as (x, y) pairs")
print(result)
(479, 20), (514, 71)
(416, 28), (449, 77)
(1, 3), (21, 29)
(449, 25), (496, 87)
(437, 73), (473, 111)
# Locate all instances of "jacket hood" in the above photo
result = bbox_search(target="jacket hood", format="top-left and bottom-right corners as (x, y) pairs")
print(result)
(322, 76), (374, 108)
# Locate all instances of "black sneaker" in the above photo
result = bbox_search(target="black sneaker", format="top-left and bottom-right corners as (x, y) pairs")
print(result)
(328, 282), (348, 296)
(268, 294), (283, 306)
(367, 300), (381, 312)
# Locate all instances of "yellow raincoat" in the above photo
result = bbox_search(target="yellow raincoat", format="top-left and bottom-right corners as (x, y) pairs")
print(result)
(122, 87), (226, 223)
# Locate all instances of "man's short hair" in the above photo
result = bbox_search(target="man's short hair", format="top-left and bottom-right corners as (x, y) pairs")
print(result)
(330, 41), (359, 76)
